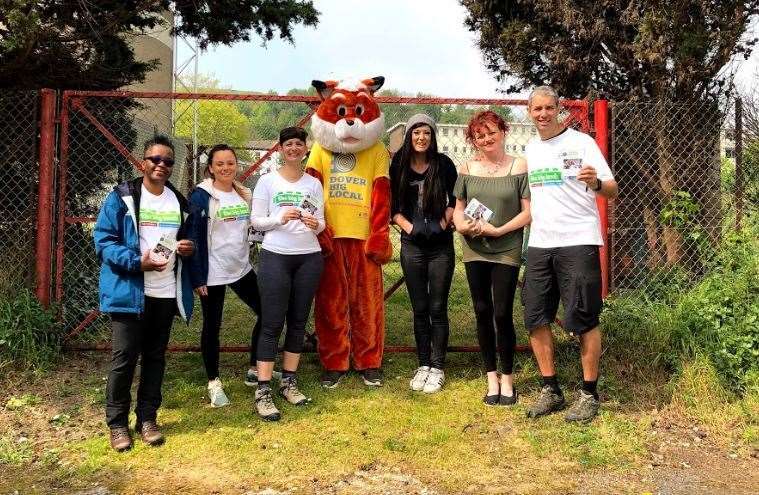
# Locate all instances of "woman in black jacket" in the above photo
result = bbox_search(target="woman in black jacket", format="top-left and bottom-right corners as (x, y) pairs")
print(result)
(390, 114), (457, 394)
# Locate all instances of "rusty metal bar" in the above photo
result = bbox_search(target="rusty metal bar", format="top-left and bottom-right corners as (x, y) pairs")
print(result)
(35, 89), (56, 307)
(593, 99), (611, 298)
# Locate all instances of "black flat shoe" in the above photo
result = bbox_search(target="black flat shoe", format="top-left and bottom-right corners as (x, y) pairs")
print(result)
(499, 387), (518, 406)
(483, 393), (500, 406)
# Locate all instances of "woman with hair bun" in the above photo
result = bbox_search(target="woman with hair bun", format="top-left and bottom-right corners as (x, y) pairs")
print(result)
(188, 144), (263, 408)
(250, 126), (325, 421)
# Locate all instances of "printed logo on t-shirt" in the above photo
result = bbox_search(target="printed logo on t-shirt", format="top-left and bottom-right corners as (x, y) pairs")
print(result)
(216, 203), (249, 222)
(528, 168), (563, 188)
(273, 191), (304, 207)
(139, 208), (181, 228)
(330, 153), (357, 173)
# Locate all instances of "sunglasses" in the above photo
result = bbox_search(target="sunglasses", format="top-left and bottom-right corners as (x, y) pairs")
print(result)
(144, 155), (175, 167)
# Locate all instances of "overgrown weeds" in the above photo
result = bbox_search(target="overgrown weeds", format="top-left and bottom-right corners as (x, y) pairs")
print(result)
(0, 289), (62, 370)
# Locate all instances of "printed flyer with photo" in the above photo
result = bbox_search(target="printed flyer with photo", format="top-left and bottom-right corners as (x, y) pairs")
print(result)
(464, 198), (494, 223)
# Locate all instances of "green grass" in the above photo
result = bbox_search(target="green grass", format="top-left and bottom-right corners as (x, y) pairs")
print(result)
(48, 352), (648, 494)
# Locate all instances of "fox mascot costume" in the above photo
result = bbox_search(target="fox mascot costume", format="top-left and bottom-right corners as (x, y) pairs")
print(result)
(306, 76), (391, 387)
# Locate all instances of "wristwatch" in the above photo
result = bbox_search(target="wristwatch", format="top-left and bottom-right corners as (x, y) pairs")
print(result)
(592, 178), (602, 191)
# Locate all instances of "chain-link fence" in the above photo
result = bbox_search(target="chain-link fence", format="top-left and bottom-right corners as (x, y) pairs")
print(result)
(0, 90), (39, 299)
(609, 100), (733, 290)
(54, 91), (592, 348)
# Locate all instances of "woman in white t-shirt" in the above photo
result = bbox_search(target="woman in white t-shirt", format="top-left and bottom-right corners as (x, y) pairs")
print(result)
(250, 127), (325, 422)
(188, 144), (263, 408)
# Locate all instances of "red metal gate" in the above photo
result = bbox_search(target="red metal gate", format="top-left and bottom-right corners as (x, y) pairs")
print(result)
(33, 90), (605, 350)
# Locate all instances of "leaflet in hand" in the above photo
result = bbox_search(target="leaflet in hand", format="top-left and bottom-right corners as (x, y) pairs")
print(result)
(298, 193), (321, 216)
(149, 235), (176, 263)
(560, 149), (584, 180)
(464, 198), (493, 223)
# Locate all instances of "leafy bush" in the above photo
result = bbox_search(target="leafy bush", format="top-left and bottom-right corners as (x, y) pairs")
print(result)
(603, 221), (759, 394)
(670, 226), (759, 392)
(0, 289), (62, 370)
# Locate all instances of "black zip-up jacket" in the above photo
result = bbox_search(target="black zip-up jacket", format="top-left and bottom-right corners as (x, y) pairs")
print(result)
(390, 152), (457, 248)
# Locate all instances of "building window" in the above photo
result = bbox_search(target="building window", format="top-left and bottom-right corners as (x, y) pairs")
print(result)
(453, 129), (458, 136)
(443, 145), (449, 152)
(454, 146), (458, 153)
(521, 145), (526, 152)
(443, 128), (448, 136)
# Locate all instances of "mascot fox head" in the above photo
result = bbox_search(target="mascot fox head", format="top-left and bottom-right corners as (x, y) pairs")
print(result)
(310, 76), (385, 154)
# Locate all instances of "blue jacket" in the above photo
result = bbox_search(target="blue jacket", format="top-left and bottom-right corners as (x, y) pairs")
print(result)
(93, 177), (195, 322)
(186, 179), (253, 289)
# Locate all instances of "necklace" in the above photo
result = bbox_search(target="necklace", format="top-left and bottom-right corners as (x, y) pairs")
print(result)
(481, 156), (506, 175)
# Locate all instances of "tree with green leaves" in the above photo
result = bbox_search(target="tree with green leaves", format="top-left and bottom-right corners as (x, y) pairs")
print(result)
(0, 0), (319, 90)
(462, 1), (759, 272)
(461, 0), (758, 101)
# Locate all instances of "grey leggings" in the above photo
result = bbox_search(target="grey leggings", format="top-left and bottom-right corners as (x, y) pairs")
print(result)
(256, 249), (324, 362)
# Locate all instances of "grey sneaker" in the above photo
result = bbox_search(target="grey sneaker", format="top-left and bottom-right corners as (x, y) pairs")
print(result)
(207, 378), (230, 408)
(245, 368), (282, 387)
(422, 368), (445, 394)
(279, 376), (310, 406)
(409, 366), (430, 391)
(254, 387), (281, 421)
(564, 390), (600, 423)
(526, 385), (566, 418)
(361, 368), (383, 387)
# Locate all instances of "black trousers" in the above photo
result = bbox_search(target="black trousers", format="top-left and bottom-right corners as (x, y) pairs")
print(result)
(106, 296), (175, 429)
(400, 239), (455, 369)
(464, 261), (520, 374)
(256, 249), (323, 362)
(199, 269), (262, 380)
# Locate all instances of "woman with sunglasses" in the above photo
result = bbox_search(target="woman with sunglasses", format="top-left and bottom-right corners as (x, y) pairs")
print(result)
(188, 144), (263, 408)
(250, 127), (324, 421)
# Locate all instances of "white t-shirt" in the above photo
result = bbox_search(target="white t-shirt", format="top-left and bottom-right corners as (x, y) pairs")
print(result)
(525, 128), (614, 248)
(251, 172), (324, 255)
(207, 188), (253, 286)
(139, 185), (181, 298)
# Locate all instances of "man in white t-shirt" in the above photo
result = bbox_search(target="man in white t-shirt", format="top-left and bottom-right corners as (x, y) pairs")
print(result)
(94, 135), (195, 451)
(522, 86), (618, 423)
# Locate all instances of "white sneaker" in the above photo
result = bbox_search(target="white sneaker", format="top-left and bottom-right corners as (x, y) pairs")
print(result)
(423, 368), (445, 394)
(409, 366), (430, 391)
(207, 378), (230, 407)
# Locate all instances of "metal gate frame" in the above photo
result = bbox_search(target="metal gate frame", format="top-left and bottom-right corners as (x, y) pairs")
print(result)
(33, 90), (608, 351)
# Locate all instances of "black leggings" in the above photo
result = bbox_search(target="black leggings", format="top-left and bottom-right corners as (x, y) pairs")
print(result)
(256, 249), (324, 363)
(400, 240), (454, 369)
(199, 269), (262, 380)
(464, 261), (520, 374)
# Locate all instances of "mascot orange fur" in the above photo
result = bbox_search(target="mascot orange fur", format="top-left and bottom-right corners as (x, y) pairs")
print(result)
(306, 76), (391, 387)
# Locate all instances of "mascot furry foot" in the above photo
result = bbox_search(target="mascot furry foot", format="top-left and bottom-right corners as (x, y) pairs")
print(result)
(305, 76), (391, 383)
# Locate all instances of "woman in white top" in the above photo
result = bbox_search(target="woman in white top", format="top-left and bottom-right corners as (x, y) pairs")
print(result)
(188, 144), (262, 408)
(250, 127), (325, 421)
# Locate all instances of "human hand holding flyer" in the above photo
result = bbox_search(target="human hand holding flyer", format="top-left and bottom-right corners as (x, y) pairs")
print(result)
(464, 198), (493, 223)
(298, 193), (321, 216)
(149, 235), (176, 263)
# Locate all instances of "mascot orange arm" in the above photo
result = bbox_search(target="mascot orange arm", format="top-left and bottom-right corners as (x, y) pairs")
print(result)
(364, 176), (392, 265)
(305, 168), (334, 257)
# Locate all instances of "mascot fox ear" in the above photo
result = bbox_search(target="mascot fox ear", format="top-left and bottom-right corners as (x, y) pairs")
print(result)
(362, 76), (385, 94)
(312, 80), (339, 101)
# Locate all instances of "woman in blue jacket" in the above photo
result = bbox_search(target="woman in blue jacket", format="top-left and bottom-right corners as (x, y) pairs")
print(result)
(94, 135), (195, 452)
(187, 144), (264, 408)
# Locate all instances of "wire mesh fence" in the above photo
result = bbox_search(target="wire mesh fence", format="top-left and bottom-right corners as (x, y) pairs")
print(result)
(609, 100), (732, 291)
(54, 91), (591, 348)
(0, 90), (39, 298)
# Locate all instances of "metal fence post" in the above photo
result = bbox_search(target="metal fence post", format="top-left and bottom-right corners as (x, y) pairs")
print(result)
(735, 98), (743, 230)
(593, 99), (610, 298)
(35, 89), (56, 307)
